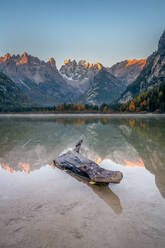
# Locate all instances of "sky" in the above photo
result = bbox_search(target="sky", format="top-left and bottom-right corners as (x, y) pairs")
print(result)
(0, 0), (165, 68)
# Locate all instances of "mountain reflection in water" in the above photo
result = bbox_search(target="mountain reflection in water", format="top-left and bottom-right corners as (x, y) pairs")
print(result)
(0, 116), (165, 199)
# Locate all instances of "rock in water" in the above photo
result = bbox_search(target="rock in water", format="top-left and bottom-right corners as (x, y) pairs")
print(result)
(53, 140), (123, 184)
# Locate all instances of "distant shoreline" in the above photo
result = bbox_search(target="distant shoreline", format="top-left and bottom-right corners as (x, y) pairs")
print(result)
(0, 112), (165, 118)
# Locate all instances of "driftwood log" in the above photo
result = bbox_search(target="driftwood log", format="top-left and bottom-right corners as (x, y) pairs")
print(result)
(53, 140), (123, 184)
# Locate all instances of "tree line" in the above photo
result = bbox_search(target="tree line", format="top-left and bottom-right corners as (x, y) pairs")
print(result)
(0, 103), (112, 113)
(0, 82), (165, 113)
(120, 81), (165, 113)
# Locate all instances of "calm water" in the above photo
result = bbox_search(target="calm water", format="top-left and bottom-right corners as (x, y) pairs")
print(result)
(0, 115), (165, 248)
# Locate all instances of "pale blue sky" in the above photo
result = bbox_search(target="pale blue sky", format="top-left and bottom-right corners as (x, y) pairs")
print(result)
(0, 0), (164, 68)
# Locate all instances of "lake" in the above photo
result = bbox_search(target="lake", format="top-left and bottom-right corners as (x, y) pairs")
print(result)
(0, 114), (165, 248)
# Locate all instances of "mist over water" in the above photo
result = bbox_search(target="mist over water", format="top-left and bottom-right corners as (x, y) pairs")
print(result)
(0, 115), (165, 248)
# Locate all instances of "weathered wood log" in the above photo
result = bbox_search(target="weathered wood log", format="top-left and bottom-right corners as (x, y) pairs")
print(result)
(53, 140), (123, 184)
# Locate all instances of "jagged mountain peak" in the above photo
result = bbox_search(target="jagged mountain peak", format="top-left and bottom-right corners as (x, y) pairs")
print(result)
(126, 59), (146, 69)
(4, 53), (11, 61)
(119, 29), (165, 104)
(108, 58), (146, 85)
(77, 60), (103, 70)
(0, 52), (58, 69)
(158, 29), (165, 52)
(48, 57), (56, 67)
(0, 52), (58, 72)
(60, 58), (103, 81)
(17, 52), (29, 64)
(0, 53), (12, 62)
(23, 51), (28, 57)
(64, 58), (76, 65)
(62, 58), (103, 69)
(0, 52), (75, 106)
(79, 67), (126, 106)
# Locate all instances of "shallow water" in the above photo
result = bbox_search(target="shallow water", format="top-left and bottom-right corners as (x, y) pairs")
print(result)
(0, 115), (165, 248)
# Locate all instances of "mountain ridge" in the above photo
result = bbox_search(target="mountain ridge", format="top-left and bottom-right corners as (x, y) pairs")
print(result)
(0, 72), (32, 109)
(119, 30), (165, 104)
(78, 67), (126, 105)
(1, 29), (164, 109)
(107, 59), (146, 85)
(0, 52), (75, 105)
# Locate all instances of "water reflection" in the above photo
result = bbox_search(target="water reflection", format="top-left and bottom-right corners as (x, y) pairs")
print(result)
(124, 158), (145, 167)
(0, 161), (30, 174)
(1, 162), (14, 173)
(119, 118), (165, 198)
(52, 165), (122, 214)
(0, 116), (165, 199)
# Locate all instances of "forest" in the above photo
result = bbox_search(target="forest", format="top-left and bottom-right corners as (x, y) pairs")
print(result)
(0, 82), (165, 113)
(120, 81), (165, 113)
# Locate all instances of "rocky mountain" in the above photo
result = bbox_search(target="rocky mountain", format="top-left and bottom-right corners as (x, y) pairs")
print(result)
(60, 59), (102, 81)
(119, 30), (165, 103)
(0, 53), (75, 105)
(108, 59), (146, 85)
(0, 72), (31, 109)
(0, 44), (158, 108)
(59, 59), (104, 95)
(60, 59), (129, 104)
(79, 68), (126, 105)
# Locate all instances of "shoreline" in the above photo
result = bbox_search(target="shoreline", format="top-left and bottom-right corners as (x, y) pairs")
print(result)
(0, 113), (165, 118)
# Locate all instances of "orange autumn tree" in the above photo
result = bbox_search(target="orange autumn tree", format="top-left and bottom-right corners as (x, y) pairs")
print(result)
(76, 104), (85, 111)
(129, 101), (135, 112)
(103, 105), (109, 112)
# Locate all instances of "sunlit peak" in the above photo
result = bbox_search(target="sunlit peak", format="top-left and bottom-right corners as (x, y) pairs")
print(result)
(48, 57), (56, 67)
(126, 59), (146, 69)
(95, 62), (102, 70)
(16, 52), (29, 65)
(64, 59), (75, 65)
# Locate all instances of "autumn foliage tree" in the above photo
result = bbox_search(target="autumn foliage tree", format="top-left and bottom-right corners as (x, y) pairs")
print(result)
(129, 101), (135, 112)
(119, 81), (165, 113)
